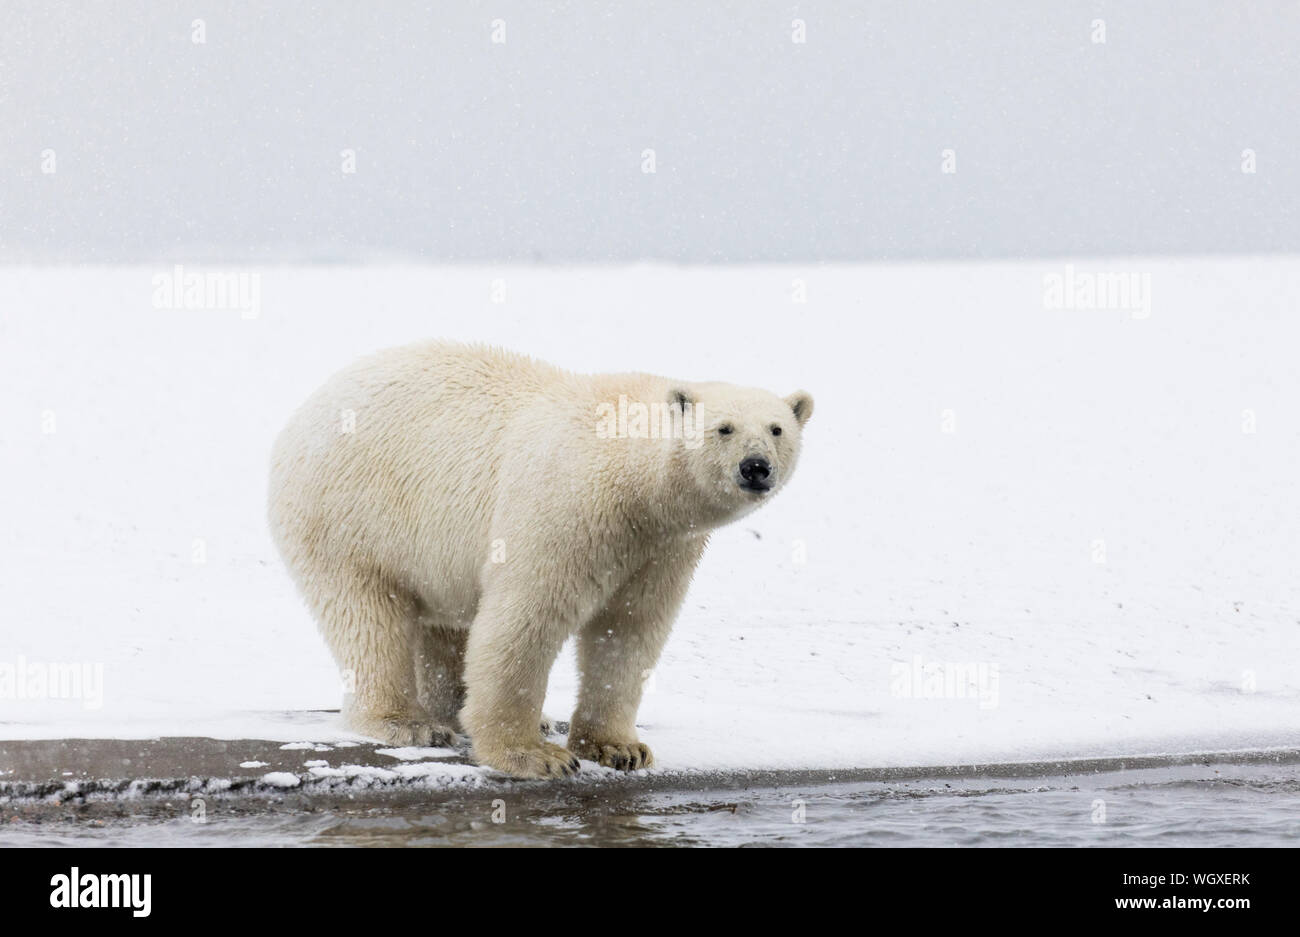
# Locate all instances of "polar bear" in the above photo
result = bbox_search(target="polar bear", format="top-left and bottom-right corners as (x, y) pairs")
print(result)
(268, 342), (812, 778)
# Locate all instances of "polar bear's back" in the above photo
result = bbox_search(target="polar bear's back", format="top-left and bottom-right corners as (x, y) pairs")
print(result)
(268, 341), (571, 616)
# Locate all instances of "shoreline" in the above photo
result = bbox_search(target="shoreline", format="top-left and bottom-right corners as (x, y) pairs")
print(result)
(4, 736), (1299, 805)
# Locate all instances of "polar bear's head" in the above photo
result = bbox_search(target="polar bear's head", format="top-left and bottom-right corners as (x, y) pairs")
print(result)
(670, 382), (813, 524)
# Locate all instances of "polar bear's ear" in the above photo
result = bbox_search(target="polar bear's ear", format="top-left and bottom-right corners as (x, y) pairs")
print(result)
(668, 388), (694, 412)
(785, 391), (814, 427)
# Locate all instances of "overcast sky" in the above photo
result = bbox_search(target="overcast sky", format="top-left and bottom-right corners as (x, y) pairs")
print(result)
(2, 1), (1296, 262)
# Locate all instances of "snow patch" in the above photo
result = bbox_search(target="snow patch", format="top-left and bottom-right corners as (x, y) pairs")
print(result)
(4, 262), (1300, 771)
(260, 772), (301, 788)
(376, 746), (459, 761)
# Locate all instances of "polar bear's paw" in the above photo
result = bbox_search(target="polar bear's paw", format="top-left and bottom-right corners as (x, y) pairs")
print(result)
(568, 736), (653, 771)
(539, 712), (558, 737)
(482, 741), (581, 779)
(359, 716), (463, 748)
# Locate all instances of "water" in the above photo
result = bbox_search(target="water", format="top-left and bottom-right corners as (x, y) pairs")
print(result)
(6, 760), (1299, 847)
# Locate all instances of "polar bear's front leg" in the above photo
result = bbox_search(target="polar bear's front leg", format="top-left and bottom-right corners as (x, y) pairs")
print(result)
(568, 539), (706, 771)
(460, 588), (581, 779)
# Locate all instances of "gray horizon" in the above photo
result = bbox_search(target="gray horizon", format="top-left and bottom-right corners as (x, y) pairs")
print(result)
(2, 0), (1296, 263)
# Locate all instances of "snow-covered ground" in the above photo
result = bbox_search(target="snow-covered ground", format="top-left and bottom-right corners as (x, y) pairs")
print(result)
(3, 259), (1298, 772)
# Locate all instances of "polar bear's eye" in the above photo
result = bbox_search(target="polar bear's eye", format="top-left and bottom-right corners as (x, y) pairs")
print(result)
(718, 424), (734, 435)
(771, 425), (782, 436)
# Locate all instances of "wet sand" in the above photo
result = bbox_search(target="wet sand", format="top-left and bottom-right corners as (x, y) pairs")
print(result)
(3, 737), (1299, 846)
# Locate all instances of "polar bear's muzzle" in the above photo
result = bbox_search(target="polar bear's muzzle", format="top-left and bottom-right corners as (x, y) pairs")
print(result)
(737, 456), (774, 493)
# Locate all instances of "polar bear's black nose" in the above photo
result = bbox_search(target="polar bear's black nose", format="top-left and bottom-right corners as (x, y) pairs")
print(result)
(739, 457), (772, 488)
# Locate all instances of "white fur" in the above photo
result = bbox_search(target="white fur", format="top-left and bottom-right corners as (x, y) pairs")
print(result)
(268, 341), (812, 778)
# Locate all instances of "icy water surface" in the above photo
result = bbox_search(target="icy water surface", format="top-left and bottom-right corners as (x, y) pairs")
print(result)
(5, 760), (1299, 847)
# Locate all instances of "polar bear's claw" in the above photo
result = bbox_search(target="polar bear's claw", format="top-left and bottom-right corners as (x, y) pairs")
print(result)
(488, 741), (581, 779)
(569, 738), (653, 772)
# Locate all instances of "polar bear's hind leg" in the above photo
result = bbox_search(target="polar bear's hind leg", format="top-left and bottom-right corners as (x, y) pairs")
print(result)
(312, 564), (459, 747)
(415, 621), (468, 735)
